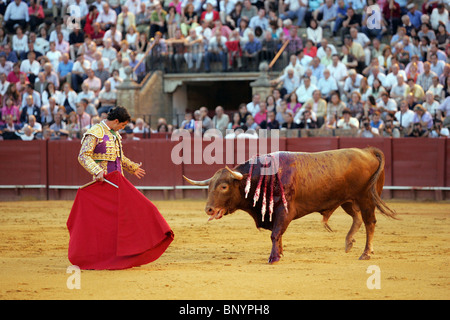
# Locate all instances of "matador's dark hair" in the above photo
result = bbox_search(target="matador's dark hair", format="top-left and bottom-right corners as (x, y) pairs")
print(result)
(107, 106), (131, 123)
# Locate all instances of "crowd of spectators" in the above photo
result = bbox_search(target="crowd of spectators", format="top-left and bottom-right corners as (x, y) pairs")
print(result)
(179, 0), (450, 139)
(0, 0), (449, 141)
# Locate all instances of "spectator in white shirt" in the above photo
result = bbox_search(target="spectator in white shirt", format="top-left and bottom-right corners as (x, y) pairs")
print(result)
(3, 0), (30, 33)
(125, 0), (142, 16)
(20, 52), (40, 84)
(394, 100), (415, 132)
(390, 74), (408, 105)
(328, 54), (348, 89)
(343, 69), (363, 100)
(377, 92), (398, 118)
(337, 108), (359, 130)
(11, 27), (28, 57)
(296, 76), (317, 104)
(271, 67), (300, 97)
(317, 68), (338, 100)
(246, 93), (261, 116)
(280, 0), (307, 27)
(97, 3), (117, 30)
(430, 4), (449, 31)
(383, 63), (407, 91)
(71, 53), (91, 92)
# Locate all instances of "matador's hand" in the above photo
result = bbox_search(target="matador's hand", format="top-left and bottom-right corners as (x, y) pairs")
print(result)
(95, 171), (105, 182)
(134, 162), (146, 179)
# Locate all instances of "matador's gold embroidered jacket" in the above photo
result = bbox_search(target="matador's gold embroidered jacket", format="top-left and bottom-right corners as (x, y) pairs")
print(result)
(78, 121), (140, 177)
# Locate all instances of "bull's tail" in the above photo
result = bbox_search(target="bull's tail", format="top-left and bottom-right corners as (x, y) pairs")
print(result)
(367, 147), (398, 220)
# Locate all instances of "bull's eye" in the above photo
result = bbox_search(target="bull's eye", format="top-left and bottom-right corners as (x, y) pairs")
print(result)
(220, 184), (228, 191)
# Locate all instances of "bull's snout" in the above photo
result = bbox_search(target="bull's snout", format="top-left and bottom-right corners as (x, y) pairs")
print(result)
(205, 206), (215, 215)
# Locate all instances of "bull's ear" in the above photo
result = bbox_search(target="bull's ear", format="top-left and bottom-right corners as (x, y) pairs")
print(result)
(183, 175), (212, 186)
(225, 166), (244, 180)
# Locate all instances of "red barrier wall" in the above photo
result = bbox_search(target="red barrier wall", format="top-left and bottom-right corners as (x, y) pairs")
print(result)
(0, 137), (448, 201)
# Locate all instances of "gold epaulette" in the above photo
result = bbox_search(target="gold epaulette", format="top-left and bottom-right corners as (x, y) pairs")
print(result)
(81, 123), (107, 144)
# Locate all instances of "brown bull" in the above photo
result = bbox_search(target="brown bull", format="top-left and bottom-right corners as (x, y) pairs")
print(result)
(184, 147), (397, 264)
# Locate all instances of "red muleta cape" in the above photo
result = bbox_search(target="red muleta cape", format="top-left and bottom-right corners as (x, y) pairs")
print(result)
(67, 171), (174, 270)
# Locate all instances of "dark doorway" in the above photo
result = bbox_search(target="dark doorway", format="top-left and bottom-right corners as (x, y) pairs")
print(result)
(186, 81), (252, 113)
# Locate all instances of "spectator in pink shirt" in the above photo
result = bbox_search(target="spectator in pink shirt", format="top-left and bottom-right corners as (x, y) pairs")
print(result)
(253, 101), (268, 125)
(55, 33), (70, 54)
(82, 68), (102, 96)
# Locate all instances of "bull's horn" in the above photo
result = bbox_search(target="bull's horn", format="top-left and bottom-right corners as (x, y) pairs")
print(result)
(225, 166), (244, 180)
(183, 175), (212, 186)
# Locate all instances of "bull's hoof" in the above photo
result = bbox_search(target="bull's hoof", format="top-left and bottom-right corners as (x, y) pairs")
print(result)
(345, 239), (356, 253)
(268, 256), (280, 264)
(359, 253), (371, 260)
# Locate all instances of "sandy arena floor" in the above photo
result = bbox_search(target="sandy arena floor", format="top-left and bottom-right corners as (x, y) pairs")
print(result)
(0, 199), (449, 300)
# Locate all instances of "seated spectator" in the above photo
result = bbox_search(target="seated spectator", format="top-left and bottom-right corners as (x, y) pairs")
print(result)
(1, 114), (22, 137)
(377, 92), (398, 119)
(49, 112), (67, 133)
(370, 111), (384, 131)
(407, 122), (429, 137)
(405, 78), (425, 103)
(97, 80), (117, 115)
(200, 2), (219, 24)
(7, 62), (27, 84)
(212, 105), (229, 131)
(57, 53), (74, 86)
(97, 3), (117, 31)
(43, 62), (60, 90)
(423, 91), (440, 118)
(412, 104), (433, 130)
(27, 114), (42, 133)
(297, 107), (318, 129)
(260, 110), (279, 132)
(306, 19), (322, 45)
(279, 0), (307, 27)
(56, 82), (78, 114)
(394, 100), (415, 133)
(317, 68), (338, 100)
(133, 118), (150, 134)
(82, 68), (102, 96)
(3, 0), (29, 33)
(20, 94), (40, 124)
(358, 117), (380, 138)
(184, 29), (203, 71)
(337, 108), (359, 130)
(76, 100), (92, 130)
(390, 74), (408, 105)
(381, 119), (401, 138)
(21, 83), (41, 109)
(429, 119), (449, 138)
(242, 31), (261, 71)
(271, 67), (300, 97)
(227, 112), (242, 130)
(286, 92), (302, 115)
(17, 124), (35, 140)
(42, 82), (60, 107)
(259, 31), (278, 64)
(296, 76), (317, 104)
(326, 91), (346, 121)
(150, 2), (167, 38)
(205, 29), (228, 72)
(20, 51), (39, 85)
(166, 28), (186, 73)
(1, 97), (19, 128)
(347, 91), (364, 121)
(253, 101), (268, 125)
(71, 53), (91, 92)
(281, 110), (299, 129)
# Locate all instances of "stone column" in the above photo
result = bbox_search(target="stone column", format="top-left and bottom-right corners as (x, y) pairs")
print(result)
(249, 62), (274, 102)
(116, 66), (141, 118)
